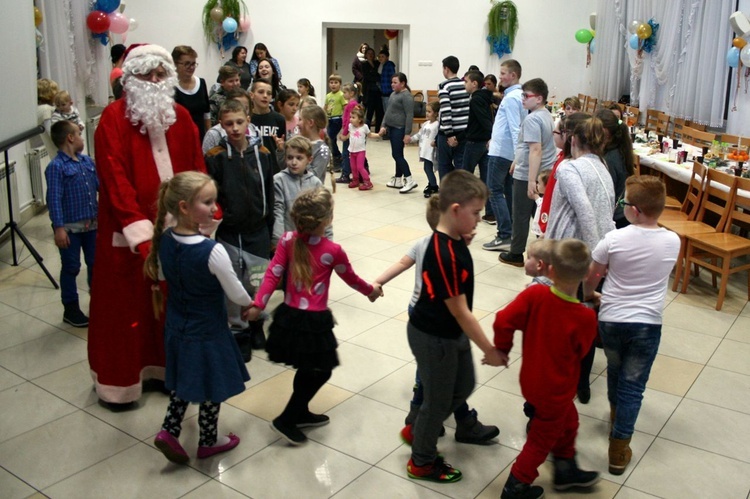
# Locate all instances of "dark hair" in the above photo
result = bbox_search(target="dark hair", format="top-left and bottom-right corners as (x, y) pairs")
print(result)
(484, 74), (498, 86)
(218, 65), (240, 82)
(561, 112), (590, 158)
(276, 88), (300, 111)
(442, 55), (460, 74)
(464, 71), (484, 86)
(392, 72), (410, 92)
(467, 65), (480, 72)
(595, 108), (634, 176)
(251, 78), (273, 92)
(231, 46), (248, 63)
(218, 99), (248, 119)
(111, 44), (126, 65)
(522, 78), (549, 102)
(171, 45), (197, 64)
(50, 120), (78, 148)
(253, 58), (281, 98)
(500, 59), (522, 79)
(570, 115), (607, 159)
(428, 100), (440, 115)
(250, 43), (272, 62)
(297, 78), (316, 97)
(379, 47), (390, 57)
(438, 170), (488, 211)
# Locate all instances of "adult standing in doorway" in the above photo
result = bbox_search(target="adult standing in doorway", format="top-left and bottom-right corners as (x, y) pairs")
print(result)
(436, 55), (470, 179)
(249, 43), (282, 83)
(173, 45), (211, 142)
(223, 46), (253, 90)
(89, 44), (206, 407)
(362, 47), (383, 131)
(378, 48), (396, 111)
(352, 42), (369, 86)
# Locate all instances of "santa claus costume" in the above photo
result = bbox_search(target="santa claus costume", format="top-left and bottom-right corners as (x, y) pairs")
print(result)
(88, 44), (205, 404)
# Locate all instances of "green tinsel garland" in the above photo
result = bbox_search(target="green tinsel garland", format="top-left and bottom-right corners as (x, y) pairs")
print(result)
(487, 1), (518, 57)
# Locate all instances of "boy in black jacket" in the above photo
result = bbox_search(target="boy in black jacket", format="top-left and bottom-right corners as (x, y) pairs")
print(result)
(463, 70), (494, 220)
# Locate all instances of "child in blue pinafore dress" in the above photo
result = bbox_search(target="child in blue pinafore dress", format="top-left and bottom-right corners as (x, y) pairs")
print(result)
(144, 172), (252, 464)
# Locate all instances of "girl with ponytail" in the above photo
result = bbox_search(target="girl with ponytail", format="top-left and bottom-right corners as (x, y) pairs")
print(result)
(595, 108), (634, 228)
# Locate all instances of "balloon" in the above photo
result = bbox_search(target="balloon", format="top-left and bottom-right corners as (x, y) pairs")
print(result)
(727, 46), (740, 68)
(384, 29), (398, 40)
(87, 11), (110, 34)
(741, 44), (750, 66)
(210, 7), (224, 22)
(575, 28), (593, 44)
(589, 38), (596, 55)
(128, 18), (139, 31)
(35, 29), (43, 48)
(239, 15), (251, 32)
(95, 0), (121, 14)
(590, 29), (596, 38)
(637, 23), (652, 40)
(222, 17), (238, 33)
(629, 34), (640, 50)
(34, 6), (42, 26)
(629, 20), (641, 34)
(733, 37), (747, 49)
(108, 12), (129, 34)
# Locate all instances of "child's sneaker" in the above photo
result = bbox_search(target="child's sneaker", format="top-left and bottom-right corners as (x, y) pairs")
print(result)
(348, 180), (360, 189)
(407, 456), (462, 483)
(501, 473), (544, 499)
(358, 181), (373, 191)
(271, 418), (307, 445)
(335, 174), (350, 184)
(454, 409), (500, 444)
(63, 301), (89, 328)
(400, 424), (414, 445)
(295, 412), (330, 428)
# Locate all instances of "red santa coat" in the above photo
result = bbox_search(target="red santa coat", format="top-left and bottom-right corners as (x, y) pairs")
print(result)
(89, 98), (205, 403)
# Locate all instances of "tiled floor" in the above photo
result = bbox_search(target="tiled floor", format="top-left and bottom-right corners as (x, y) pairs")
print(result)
(1, 139), (750, 498)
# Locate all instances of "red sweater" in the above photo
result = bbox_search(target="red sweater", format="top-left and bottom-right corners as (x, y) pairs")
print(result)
(493, 285), (597, 408)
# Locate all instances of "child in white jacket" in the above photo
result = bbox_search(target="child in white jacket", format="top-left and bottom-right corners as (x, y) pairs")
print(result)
(409, 101), (440, 198)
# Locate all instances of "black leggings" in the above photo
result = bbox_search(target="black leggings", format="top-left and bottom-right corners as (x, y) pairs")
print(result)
(162, 391), (221, 447)
(277, 369), (332, 423)
(365, 90), (384, 130)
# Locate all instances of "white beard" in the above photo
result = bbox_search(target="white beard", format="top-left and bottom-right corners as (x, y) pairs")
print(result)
(123, 75), (178, 135)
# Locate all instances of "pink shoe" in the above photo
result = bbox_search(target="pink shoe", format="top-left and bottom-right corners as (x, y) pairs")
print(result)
(358, 181), (373, 191)
(154, 430), (189, 464)
(348, 180), (360, 189)
(197, 433), (240, 459)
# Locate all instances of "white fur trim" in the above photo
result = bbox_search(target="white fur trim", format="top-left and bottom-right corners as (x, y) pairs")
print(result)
(91, 366), (165, 403)
(122, 219), (155, 252)
(124, 44), (173, 66)
(149, 128), (173, 181)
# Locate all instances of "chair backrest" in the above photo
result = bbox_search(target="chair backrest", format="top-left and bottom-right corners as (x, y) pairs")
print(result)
(687, 121), (706, 132)
(694, 169), (737, 231)
(645, 109), (661, 133)
(683, 127), (716, 148)
(656, 113), (671, 136)
(426, 90), (438, 103)
(584, 97), (598, 114)
(718, 134), (750, 149)
(411, 89), (424, 101)
(725, 176), (750, 233)
(633, 153), (640, 176)
(681, 161), (707, 219)
(625, 106), (640, 126)
(673, 117), (687, 140)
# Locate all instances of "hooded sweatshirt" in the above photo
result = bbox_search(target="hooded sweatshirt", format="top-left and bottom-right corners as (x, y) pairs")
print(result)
(272, 168), (333, 245)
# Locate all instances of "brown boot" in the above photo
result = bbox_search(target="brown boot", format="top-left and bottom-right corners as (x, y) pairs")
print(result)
(608, 436), (632, 475)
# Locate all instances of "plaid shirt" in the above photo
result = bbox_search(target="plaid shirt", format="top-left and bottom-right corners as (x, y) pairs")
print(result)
(45, 151), (98, 228)
(380, 60), (396, 95)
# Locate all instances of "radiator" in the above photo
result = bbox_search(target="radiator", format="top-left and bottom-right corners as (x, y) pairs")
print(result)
(26, 147), (50, 209)
(86, 113), (101, 158)
(0, 161), (20, 229)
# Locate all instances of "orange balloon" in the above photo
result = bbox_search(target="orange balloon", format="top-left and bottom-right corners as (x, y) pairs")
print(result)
(34, 6), (42, 27)
(733, 37), (747, 49)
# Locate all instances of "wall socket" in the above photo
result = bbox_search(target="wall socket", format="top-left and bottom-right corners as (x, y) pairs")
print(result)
(418, 61), (432, 66)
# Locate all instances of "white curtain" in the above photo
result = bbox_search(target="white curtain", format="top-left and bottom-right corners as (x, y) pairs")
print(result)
(593, 0), (732, 126)
(38, 0), (109, 107)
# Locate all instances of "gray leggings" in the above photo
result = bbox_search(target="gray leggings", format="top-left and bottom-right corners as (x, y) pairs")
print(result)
(407, 323), (475, 466)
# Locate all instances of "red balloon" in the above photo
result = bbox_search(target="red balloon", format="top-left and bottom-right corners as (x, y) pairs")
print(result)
(385, 29), (399, 40)
(87, 10), (110, 34)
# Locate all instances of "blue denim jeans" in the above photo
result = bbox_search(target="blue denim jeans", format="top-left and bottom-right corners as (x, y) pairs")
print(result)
(327, 117), (342, 159)
(59, 229), (96, 304)
(341, 139), (351, 177)
(436, 135), (466, 180)
(463, 140), (492, 213)
(599, 321), (662, 439)
(388, 126), (411, 177)
(486, 155), (513, 239)
(423, 160), (438, 189)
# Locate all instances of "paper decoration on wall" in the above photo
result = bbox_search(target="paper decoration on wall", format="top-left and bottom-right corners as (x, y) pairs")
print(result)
(202, 0), (250, 56)
(487, 0), (518, 57)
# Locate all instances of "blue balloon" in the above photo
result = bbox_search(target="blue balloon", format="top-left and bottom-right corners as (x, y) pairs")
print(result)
(95, 0), (121, 14)
(629, 34), (640, 50)
(222, 17), (238, 33)
(727, 46), (740, 68)
(590, 38), (596, 55)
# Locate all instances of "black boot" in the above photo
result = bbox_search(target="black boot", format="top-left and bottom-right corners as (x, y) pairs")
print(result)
(553, 456), (600, 491)
(249, 319), (266, 350)
(233, 330), (252, 363)
(63, 301), (89, 327)
(501, 473), (544, 499)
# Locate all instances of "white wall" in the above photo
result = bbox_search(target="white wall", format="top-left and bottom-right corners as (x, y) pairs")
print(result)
(122, 0), (595, 101)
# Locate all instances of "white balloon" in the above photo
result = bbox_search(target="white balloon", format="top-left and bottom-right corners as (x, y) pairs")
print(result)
(629, 20), (640, 34)
(741, 44), (750, 66)
(128, 17), (138, 31)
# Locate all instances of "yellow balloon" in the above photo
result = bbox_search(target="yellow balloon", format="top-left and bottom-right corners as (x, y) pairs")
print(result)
(34, 6), (42, 27)
(637, 23), (652, 40)
(733, 37), (747, 49)
(590, 30), (596, 38)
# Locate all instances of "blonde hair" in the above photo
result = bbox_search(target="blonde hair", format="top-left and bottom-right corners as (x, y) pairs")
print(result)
(144, 172), (215, 317)
(285, 135), (313, 158)
(299, 105), (327, 132)
(437, 170), (488, 212)
(299, 96), (317, 110)
(550, 238), (591, 283)
(527, 238), (555, 265)
(289, 187), (333, 292)
(328, 74), (342, 84)
(37, 78), (59, 105)
(342, 83), (359, 97)
(425, 196), (440, 230)
(54, 90), (72, 109)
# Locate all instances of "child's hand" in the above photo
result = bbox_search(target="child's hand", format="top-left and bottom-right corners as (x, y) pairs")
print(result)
(482, 349), (508, 367)
(368, 283), (384, 302)
(244, 305), (262, 322)
(403, 134), (411, 145)
(274, 134), (285, 150)
(341, 134), (349, 141)
(527, 184), (538, 200)
(430, 140), (436, 147)
(378, 127), (386, 137)
(53, 227), (70, 249)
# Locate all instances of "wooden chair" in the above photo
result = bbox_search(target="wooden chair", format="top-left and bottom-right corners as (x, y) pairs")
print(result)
(656, 113), (671, 137)
(681, 176), (750, 310)
(672, 117), (688, 140)
(584, 97), (598, 114)
(717, 134), (750, 149)
(659, 161), (707, 221)
(625, 106), (640, 127)
(411, 90), (426, 133)
(682, 127), (716, 149)
(633, 153), (640, 176)
(659, 169), (737, 292)
(578, 93), (588, 108)
(426, 90), (438, 103)
(687, 121), (706, 132)
(645, 109), (662, 134)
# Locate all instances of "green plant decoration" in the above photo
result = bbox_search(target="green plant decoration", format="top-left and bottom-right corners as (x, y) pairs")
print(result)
(202, 0), (248, 51)
(487, 0), (518, 57)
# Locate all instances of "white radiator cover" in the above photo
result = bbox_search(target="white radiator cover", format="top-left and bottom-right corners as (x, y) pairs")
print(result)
(26, 147), (49, 208)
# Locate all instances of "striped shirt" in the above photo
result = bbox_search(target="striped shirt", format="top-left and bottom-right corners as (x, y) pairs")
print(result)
(45, 151), (98, 228)
(437, 77), (470, 137)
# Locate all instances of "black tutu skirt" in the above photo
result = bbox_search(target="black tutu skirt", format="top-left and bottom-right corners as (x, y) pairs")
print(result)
(265, 303), (339, 370)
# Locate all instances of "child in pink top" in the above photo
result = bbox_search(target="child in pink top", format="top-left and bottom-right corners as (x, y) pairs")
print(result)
(248, 187), (382, 445)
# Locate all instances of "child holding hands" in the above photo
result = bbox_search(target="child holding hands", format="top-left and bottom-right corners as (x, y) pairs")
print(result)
(145, 172), (251, 464)
(248, 187), (382, 445)
(493, 239), (600, 498)
(408, 100), (440, 198)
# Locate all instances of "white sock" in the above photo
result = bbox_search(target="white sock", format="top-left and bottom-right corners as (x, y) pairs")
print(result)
(208, 435), (231, 448)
